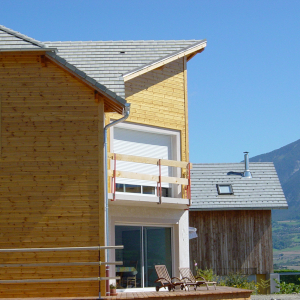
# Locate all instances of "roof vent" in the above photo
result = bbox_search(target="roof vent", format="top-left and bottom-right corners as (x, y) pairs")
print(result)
(243, 152), (252, 178)
(119, 51), (125, 54)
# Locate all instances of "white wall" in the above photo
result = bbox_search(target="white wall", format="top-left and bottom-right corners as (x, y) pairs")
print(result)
(109, 204), (189, 279)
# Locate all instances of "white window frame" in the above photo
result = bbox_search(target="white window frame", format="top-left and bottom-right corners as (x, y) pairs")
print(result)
(112, 221), (175, 292)
(110, 122), (181, 198)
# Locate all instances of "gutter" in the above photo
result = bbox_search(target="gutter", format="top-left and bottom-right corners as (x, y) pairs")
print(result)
(103, 102), (130, 295)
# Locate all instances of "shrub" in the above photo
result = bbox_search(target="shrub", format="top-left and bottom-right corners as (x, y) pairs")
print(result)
(193, 261), (258, 294)
(196, 268), (217, 282)
(219, 273), (258, 294)
(194, 261), (218, 282)
(274, 278), (300, 294)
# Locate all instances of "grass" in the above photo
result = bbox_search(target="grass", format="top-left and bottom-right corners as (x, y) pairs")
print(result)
(282, 245), (300, 252)
(278, 220), (300, 224)
(273, 220), (300, 269)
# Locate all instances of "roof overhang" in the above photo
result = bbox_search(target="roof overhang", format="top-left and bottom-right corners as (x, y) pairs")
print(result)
(0, 46), (127, 114)
(45, 52), (127, 114)
(123, 39), (207, 82)
(189, 205), (289, 211)
(0, 24), (56, 51)
(0, 48), (57, 53)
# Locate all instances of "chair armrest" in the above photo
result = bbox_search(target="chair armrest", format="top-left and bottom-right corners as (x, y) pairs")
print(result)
(171, 276), (183, 282)
(181, 276), (192, 283)
(195, 275), (206, 281)
(155, 277), (172, 284)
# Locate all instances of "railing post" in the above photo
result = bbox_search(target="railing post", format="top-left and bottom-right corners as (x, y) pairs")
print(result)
(187, 163), (191, 206)
(112, 153), (117, 201)
(158, 159), (162, 204)
(106, 265), (110, 296)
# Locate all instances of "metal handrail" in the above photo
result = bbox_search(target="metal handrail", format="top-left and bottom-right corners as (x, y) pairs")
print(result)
(1, 277), (117, 284)
(0, 245), (123, 284)
(0, 245), (123, 253)
(0, 261), (123, 268)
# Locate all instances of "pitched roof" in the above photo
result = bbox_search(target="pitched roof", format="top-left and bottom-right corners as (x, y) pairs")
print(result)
(0, 25), (127, 113)
(0, 25), (55, 51)
(44, 40), (206, 98)
(190, 162), (288, 211)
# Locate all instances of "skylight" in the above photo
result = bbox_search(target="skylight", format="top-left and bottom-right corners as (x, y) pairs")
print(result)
(217, 184), (233, 195)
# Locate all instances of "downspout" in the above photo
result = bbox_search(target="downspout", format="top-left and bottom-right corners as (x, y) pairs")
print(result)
(104, 102), (130, 295)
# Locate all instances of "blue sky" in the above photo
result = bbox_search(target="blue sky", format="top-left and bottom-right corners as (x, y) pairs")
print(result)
(1, 0), (299, 163)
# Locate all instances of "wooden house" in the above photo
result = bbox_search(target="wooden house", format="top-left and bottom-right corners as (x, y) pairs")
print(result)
(0, 25), (207, 297)
(189, 153), (288, 288)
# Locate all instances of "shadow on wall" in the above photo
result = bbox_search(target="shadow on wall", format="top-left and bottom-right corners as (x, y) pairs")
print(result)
(125, 59), (184, 99)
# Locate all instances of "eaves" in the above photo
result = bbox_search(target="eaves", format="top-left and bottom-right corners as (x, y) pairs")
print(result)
(123, 39), (207, 81)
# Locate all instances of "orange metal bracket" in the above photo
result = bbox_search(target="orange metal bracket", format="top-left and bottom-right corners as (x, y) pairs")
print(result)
(157, 159), (162, 204)
(112, 153), (117, 201)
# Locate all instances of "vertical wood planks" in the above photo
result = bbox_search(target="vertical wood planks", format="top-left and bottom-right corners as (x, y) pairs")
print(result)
(189, 210), (272, 276)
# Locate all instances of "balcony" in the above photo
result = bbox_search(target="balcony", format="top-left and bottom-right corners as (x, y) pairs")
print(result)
(107, 152), (191, 207)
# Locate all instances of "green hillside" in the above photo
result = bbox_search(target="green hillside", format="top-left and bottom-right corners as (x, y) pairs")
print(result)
(250, 139), (300, 221)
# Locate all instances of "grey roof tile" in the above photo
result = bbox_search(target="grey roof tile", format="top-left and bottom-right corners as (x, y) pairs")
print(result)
(44, 40), (205, 97)
(190, 162), (288, 211)
(1, 25), (203, 109)
(0, 24), (50, 50)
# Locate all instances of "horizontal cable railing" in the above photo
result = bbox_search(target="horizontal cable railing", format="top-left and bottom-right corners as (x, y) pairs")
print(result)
(108, 152), (192, 203)
(0, 245), (123, 284)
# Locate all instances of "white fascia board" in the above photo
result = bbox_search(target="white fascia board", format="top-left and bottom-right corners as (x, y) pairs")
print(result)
(123, 40), (207, 82)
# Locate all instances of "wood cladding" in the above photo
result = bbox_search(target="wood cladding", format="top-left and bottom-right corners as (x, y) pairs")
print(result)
(107, 58), (188, 162)
(189, 210), (273, 275)
(0, 53), (105, 297)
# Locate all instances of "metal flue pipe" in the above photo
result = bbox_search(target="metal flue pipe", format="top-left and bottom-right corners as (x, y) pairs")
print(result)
(243, 152), (252, 178)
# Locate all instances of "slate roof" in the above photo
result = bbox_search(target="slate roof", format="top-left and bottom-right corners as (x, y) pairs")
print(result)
(44, 40), (205, 98)
(190, 162), (288, 211)
(0, 25), (127, 112)
(0, 25), (53, 50)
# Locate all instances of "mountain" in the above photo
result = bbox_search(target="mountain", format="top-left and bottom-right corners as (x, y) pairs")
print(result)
(250, 139), (300, 221)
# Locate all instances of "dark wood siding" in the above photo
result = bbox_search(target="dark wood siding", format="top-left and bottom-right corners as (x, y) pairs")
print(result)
(189, 210), (273, 275)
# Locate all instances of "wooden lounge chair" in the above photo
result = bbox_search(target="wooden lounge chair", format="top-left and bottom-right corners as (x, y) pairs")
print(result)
(179, 267), (217, 291)
(154, 265), (185, 291)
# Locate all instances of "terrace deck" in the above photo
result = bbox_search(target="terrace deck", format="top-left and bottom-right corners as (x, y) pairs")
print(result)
(5, 286), (252, 300)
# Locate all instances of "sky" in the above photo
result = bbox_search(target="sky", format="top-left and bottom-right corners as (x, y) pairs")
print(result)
(1, 0), (299, 163)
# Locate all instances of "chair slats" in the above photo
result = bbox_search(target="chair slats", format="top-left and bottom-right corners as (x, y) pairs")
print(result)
(154, 265), (185, 292)
(179, 267), (217, 291)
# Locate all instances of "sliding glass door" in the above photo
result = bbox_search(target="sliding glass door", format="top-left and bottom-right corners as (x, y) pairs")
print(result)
(115, 225), (172, 289)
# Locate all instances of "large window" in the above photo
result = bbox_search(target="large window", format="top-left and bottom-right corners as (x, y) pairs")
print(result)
(115, 225), (172, 289)
(112, 123), (180, 198)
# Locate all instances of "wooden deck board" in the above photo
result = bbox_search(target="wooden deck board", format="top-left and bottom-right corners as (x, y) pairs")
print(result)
(3, 286), (252, 300)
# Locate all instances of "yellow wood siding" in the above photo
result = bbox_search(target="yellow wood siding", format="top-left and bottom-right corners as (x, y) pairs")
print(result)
(106, 58), (188, 162)
(0, 53), (105, 298)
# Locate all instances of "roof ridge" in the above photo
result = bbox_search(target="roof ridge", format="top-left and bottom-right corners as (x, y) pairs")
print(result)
(0, 25), (48, 49)
(44, 39), (203, 43)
